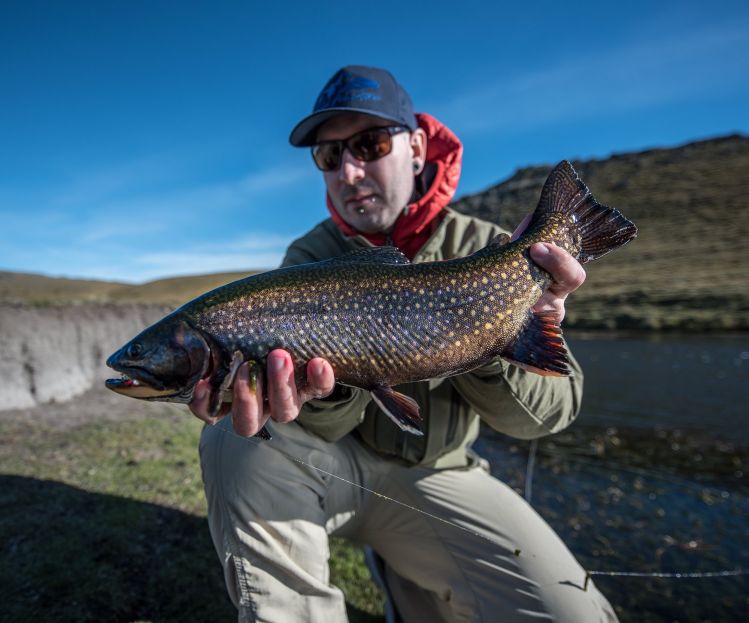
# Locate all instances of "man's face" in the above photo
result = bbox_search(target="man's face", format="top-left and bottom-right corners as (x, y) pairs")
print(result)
(316, 113), (419, 235)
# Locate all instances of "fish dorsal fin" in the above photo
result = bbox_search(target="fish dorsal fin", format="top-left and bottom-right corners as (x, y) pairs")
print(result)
(328, 246), (411, 266)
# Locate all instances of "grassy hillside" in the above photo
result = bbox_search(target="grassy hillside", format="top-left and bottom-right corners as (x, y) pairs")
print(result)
(452, 134), (749, 330)
(0, 270), (255, 308)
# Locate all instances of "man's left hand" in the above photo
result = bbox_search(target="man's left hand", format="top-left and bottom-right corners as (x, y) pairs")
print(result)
(528, 242), (586, 325)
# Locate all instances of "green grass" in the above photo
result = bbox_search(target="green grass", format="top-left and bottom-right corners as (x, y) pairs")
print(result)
(0, 413), (384, 622)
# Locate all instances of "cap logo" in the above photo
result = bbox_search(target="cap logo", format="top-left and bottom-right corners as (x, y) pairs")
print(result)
(315, 73), (381, 110)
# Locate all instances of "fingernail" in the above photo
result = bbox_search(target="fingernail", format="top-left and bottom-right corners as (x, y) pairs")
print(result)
(194, 385), (206, 402)
(534, 242), (550, 256)
(271, 354), (286, 372)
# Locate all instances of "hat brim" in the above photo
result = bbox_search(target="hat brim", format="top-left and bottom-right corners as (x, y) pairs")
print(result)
(289, 108), (414, 147)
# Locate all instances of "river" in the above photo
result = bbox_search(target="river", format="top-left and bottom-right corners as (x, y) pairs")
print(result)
(568, 332), (749, 443)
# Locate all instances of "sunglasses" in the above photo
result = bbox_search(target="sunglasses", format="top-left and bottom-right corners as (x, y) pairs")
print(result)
(312, 125), (409, 172)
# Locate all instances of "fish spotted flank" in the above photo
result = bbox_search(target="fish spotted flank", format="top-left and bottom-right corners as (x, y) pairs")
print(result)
(106, 161), (637, 437)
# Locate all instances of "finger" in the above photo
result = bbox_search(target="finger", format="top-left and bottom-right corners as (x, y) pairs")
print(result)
(188, 379), (218, 425)
(266, 349), (300, 424)
(299, 358), (336, 403)
(231, 362), (266, 437)
(530, 242), (586, 296)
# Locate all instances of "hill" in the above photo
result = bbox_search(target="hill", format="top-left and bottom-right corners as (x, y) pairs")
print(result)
(0, 270), (255, 308)
(452, 134), (749, 330)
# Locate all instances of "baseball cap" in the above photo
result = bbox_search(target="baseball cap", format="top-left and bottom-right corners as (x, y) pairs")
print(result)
(289, 65), (418, 147)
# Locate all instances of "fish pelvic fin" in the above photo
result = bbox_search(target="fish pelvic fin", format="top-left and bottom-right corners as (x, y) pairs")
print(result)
(532, 161), (637, 263)
(501, 311), (571, 376)
(371, 387), (423, 436)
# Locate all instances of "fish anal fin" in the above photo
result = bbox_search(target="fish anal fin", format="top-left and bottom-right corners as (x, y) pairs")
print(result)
(371, 387), (423, 436)
(501, 311), (571, 376)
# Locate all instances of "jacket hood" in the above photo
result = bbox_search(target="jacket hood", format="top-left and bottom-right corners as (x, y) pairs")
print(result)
(326, 112), (463, 260)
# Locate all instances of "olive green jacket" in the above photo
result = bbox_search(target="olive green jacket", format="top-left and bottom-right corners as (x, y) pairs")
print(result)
(281, 208), (583, 468)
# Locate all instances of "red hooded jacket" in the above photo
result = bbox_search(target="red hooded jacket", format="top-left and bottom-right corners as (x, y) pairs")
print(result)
(325, 113), (463, 260)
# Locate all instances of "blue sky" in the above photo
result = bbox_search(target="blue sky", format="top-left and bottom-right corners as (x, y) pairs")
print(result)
(1, 0), (747, 283)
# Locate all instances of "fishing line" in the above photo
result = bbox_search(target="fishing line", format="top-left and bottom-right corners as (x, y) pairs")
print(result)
(583, 568), (749, 591)
(217, 423), (748, 590)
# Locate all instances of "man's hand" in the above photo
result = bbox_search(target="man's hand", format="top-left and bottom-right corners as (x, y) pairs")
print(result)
(528, 242), (586, 325)
(511, 215), (586, 326)
(189, 349), (336, 437)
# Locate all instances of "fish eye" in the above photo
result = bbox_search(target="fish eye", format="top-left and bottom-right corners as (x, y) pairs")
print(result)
(127, 342), (144, 359)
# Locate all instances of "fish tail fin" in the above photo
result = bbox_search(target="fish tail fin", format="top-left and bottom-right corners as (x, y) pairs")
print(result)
(371, 387), (423, 436)
(501, 311), (571, 376)
(530, 161), (637, 263)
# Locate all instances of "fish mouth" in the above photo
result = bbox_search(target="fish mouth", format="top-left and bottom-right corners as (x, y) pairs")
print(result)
(105, 368), (180, 399)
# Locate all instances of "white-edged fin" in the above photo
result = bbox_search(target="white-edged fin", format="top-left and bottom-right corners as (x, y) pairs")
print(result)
(371, 387), (423, 436)
(220, 350), (245, 392)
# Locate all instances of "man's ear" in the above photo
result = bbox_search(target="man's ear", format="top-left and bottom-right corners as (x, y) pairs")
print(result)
(410, 128), (427, 175)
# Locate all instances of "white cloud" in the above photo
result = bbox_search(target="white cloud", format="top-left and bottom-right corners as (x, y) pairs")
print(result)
(437, 19), (749, 135)
(129, 232), (294, 281)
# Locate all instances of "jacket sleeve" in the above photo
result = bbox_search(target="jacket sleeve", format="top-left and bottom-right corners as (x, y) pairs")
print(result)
(448, 343), (584, 439)
(280, 238), (375, 442)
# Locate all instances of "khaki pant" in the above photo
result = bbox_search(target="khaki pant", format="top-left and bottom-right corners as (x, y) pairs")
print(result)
(200, 418), (618, 623)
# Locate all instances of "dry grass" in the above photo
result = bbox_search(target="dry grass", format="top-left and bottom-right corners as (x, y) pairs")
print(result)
(0, 270), (254, 308)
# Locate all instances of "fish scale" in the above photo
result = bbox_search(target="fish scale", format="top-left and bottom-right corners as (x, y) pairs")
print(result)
(106, 161), (636, 437)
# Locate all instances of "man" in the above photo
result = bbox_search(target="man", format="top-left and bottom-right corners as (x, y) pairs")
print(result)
(193, 66), (618, 622)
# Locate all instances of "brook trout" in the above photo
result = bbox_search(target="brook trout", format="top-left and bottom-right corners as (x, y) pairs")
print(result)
(106, 161), (636, 436)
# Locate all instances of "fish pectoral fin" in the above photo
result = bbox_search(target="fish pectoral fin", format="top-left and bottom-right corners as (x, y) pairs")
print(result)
(371, 387), (423, 436)
(501, 311), (571, 376)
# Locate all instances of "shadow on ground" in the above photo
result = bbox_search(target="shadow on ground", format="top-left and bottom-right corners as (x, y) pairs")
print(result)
(0, 475), (383, 623)
(0, 475), (236, 622)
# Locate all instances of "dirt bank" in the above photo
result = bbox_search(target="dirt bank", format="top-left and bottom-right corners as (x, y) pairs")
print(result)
(0, 303), (170, 411)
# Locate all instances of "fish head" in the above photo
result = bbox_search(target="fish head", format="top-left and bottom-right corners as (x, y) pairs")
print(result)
(105, 315), (210, 402)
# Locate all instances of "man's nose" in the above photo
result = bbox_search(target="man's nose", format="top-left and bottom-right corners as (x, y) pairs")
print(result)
(338, 148), (366, 185)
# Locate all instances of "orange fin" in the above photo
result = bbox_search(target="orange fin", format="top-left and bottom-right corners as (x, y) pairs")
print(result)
(371, 387), (423, 436)
(501, 311), (570, 376)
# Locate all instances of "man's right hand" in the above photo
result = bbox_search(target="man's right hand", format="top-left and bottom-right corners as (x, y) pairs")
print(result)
(189, 349), (336, 437)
